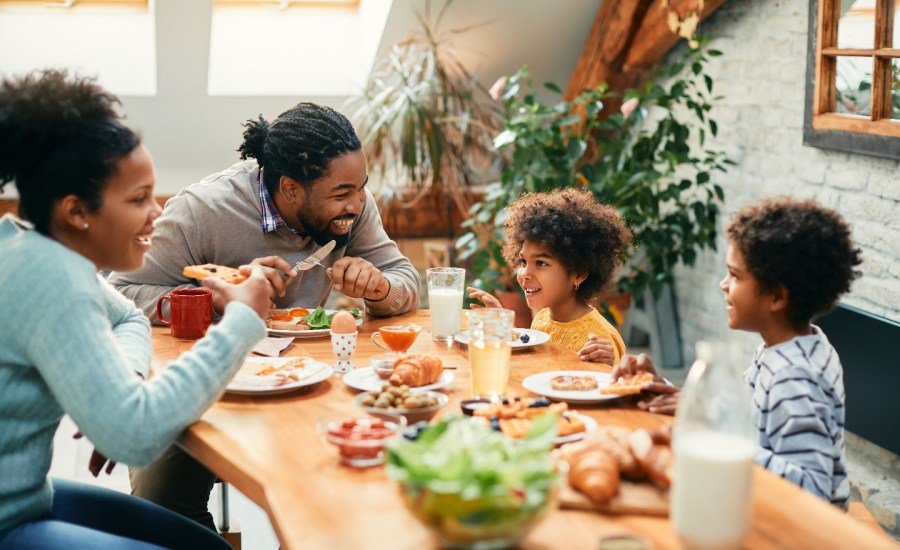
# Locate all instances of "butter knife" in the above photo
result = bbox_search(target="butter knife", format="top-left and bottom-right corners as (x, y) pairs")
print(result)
(294, 239), (336, 272)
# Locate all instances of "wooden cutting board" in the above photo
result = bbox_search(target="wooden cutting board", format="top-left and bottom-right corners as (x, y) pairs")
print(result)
(560, 480), (669, 516)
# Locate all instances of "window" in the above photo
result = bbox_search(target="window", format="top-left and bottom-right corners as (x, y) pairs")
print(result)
(804, 0), (900, 159)
(0, 0), (155, 96)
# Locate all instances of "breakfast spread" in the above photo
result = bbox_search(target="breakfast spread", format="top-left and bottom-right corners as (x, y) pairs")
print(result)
(558, 425), (673, 507)
(182, 263), (247, 284)
(550, 374), (599, 391)
(265, 306), (360, 332)
(473, 396), (587, 439)
(599, 372), (655, 395)
(388, 355), (444, 387)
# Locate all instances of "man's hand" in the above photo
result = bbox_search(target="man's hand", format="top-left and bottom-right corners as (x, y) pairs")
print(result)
(578, 333), (615, 364)
(73, 432), (117, 477)
(204, 265), (274, 319)
(209, 256), (294, 315)
(327, 257), (389, 300)
(466, 287), (501, 309)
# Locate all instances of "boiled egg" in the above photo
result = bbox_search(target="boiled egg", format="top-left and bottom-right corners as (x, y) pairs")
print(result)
(331, 311), (357, 334)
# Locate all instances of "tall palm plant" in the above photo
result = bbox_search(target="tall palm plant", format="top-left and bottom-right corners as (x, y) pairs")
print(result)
(347, 0), (501, 231)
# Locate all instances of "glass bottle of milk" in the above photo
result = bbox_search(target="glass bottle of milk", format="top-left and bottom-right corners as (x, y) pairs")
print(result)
(671, 341), (755, 550)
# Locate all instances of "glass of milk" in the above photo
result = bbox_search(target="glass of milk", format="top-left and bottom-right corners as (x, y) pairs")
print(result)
(426, 267), (465, 343)
(671, 341), (756, 550)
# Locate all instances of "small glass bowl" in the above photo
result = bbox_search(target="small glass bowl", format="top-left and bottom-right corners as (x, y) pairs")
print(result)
(317, 413), (405, 468)
(369, 354), (398, 380)
(355, 391), (449, 424)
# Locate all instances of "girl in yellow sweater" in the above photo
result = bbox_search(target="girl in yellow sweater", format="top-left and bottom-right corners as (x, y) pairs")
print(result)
(467, 189), (632, 367)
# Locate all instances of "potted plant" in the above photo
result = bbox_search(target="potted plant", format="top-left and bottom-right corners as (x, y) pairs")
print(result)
(456, 39), (733, 322)
(346, 0), (501, 250)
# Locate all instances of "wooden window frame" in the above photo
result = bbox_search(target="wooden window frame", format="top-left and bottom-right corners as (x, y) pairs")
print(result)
(804, 0), (900, 159)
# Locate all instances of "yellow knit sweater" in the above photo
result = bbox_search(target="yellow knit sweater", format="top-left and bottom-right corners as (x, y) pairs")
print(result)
(531, 307), (626, 366)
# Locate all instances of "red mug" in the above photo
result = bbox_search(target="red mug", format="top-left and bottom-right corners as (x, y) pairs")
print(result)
(157, 288), (213, 340)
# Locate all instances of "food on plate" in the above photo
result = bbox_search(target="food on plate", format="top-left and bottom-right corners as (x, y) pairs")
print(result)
(265, 306), (360, 332)
(182, 263), (247, 284)
(323, 417), (400, 466)
(557, 425), (674, 504)
(358, 383), (440, 410)
(550, 374), (599, 391)
(388, 354), (443, 387)
(232, 357), (316, 387)
(386, 416), (558, 548)
(473, 396), (587, 439)
(599, 372), (655, 395)
(330, 310), (358, 334)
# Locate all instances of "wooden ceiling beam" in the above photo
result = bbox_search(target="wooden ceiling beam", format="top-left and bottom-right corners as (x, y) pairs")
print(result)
(624, 0), (729, 71)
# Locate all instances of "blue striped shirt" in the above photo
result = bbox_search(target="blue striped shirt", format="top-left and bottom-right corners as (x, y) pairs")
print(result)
(745, 326), (849, 509)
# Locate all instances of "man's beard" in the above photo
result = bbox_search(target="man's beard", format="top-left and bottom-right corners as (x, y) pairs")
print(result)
(297, 202), (351, 248)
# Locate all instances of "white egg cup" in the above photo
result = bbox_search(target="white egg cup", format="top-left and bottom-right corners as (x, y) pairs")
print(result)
(330, 331), (358, 374)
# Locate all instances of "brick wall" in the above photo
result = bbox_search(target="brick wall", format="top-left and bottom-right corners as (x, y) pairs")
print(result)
(671, 0), (900, 364)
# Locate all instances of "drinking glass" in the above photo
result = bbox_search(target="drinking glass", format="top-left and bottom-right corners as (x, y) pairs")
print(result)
(467, 308), (514, 400)
(371, 324), (422, 355)
(426, 267), (465, 343)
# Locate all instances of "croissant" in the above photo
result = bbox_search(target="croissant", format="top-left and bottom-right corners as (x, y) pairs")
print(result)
(628, 429), (673, 489)
(567, 448), (621, 504)
(585, 427), (644, 480)
(389, 354), (443, 387)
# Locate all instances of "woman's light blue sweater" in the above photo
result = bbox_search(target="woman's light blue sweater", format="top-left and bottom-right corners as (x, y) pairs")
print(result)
(0, 215), (265, 535)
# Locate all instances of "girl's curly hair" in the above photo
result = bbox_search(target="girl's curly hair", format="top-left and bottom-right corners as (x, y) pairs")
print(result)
(727, 197), (862, 327)
(501, 188), (632, 302)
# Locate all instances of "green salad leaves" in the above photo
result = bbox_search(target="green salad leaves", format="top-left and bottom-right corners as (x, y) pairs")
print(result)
(302, 307), (361, 330)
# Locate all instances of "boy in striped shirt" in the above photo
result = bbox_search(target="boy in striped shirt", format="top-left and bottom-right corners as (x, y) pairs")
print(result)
(614, 197), (862, 508)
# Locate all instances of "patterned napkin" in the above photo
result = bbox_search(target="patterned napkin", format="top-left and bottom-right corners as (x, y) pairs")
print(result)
(251, 336), (294, 357)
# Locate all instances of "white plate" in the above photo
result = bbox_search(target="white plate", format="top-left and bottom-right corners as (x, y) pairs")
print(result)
(226, 356), (334, 395)
(266, 309), (362, 338)
(454, 328), (550, 350)
(522, 370), (621, 404)
(556, 413), (598, 445)
(342, 367), (455, 393)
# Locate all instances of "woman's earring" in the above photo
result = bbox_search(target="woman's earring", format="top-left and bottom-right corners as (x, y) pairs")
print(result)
(574, 281), (580, 290)
(82, 222), (90, 230)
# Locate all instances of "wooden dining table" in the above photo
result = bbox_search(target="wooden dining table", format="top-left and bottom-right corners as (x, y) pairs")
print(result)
(151, 310), (893, 549)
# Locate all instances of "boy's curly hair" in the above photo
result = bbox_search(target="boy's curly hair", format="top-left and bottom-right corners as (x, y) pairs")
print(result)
(501, 189), (632, 302)
(727, 197), (862, 327)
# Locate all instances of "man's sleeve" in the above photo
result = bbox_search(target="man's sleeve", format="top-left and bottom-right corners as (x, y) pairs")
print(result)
(107, 194), (206, 324)
(347, 191), (420, 317)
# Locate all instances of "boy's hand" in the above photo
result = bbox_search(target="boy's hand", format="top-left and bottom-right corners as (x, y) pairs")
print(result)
(611, 353), (664, 383)
(466, 287), (501, 309)
(578, 333), (615, 364)
(637, 389), (681, 416)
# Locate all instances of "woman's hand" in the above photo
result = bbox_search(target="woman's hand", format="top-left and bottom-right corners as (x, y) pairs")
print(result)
(466, 287), (501, 308)
(578, 333), (615, 365)
(203, 265), (273, 319)
(73, 432), (117, 477)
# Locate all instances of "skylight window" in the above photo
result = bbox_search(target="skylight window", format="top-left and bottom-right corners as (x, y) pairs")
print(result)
(207, 0), (391, 96)
(0, 0), (156, 96)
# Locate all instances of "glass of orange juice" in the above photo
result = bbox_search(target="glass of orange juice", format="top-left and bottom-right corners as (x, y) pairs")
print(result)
(371, 324), (422, 355)
(467, 309), (514, 400)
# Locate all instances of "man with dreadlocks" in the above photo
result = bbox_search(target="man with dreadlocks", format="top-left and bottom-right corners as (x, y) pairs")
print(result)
(107, 102), (419, 530)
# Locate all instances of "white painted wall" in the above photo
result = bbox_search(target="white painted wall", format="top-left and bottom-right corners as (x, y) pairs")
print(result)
(0, 0), (601, 196)
(671, 0), (900, 365)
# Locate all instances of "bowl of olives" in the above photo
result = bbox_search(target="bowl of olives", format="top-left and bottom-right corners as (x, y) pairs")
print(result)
(355, 384), (448, 424)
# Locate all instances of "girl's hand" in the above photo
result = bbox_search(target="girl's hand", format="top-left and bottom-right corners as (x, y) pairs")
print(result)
(466, 287), (501, 309)
(578, 333), (615, 365)
(611, 353), (664, 383)
(203, 265), (273, 319)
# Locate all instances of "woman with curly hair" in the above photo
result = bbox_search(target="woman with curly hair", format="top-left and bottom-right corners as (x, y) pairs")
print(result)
(613, 196), (862, 509)
(0, 69), (273, 548)
(468, 188), (632, 366)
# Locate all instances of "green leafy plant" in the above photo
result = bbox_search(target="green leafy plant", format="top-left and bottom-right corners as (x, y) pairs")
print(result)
(346, 0), (501, 223)
(456, 39), (734, 303)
